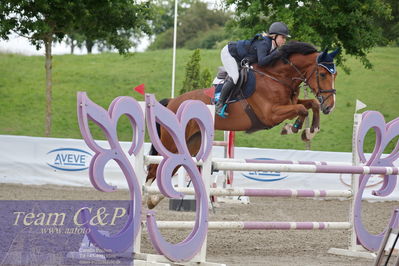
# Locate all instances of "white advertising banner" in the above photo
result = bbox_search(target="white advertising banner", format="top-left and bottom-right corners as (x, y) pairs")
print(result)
(0, 135), (140, 188)
(0, 135), (398, 200)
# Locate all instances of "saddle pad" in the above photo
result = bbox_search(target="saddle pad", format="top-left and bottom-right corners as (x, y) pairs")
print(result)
(212, 69), (256, 104)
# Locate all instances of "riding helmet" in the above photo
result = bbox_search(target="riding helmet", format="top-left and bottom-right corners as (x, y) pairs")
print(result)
(268, 22), (291, 38)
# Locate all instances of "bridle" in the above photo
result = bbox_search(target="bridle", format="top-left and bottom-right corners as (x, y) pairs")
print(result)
(247, 55), (337, 105)
(290, 59), (337, 105)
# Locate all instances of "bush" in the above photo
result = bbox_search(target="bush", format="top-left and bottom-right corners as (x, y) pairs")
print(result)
(180, 49), (201, 95)
(180, 49), (213, 95)
(199, 68), (212, 88)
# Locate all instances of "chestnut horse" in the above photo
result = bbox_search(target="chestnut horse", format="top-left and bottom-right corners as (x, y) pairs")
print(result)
(146, 41), (338, 208)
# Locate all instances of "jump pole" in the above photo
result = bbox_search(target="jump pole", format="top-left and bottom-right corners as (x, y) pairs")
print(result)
(143, 221), (351, 230)
(212, 161), (399, 175)
(144, 187), (352, 198)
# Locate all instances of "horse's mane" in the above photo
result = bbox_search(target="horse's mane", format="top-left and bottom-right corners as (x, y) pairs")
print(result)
(267, 41), (318, 66)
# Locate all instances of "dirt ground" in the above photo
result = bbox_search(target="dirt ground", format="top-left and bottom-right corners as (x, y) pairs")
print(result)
(1, 183), (397, 265)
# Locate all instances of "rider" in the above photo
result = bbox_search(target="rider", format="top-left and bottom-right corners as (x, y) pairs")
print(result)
(215, 22), (290, 116)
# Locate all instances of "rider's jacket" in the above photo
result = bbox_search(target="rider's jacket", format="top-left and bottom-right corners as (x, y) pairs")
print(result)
(228, 34), (276, 66)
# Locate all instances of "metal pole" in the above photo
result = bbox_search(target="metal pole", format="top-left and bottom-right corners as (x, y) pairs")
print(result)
(171, 0), (178, 98)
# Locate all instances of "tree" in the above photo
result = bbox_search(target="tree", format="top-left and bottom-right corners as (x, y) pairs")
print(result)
(149, 0), (232, 50)
(151, 0), (191, 36)
(65, 33), (85, 54)
(180, 49), (212, 95)
(378, 0), (399, 46)
(181, 49), (201, 95)
(0, 0), (152, 136)
(199, 68), (212, 88)
(225, 0), (392, 72)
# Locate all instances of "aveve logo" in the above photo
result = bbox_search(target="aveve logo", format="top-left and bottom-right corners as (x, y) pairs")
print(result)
(46, 148), (92, 171)
(241, 158), (288, 182)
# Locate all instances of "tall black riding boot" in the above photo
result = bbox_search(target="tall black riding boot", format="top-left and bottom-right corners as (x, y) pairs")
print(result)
(215, 78), (235, 117)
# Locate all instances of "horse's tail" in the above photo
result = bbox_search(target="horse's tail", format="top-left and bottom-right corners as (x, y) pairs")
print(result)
(148, 98), (170, 157)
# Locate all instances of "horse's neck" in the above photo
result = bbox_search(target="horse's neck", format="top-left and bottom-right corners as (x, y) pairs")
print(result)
(253, 63), (299, 94)
(256, 53), (317, 91)
(258, 53), (315, 77)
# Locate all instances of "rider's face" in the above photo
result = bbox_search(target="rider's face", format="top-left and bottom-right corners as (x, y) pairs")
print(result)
(275, 35), (287, 47)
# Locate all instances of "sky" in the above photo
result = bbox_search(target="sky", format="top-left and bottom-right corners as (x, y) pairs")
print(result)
(0, 34), (151, 55)
(0, 0), (228, 56)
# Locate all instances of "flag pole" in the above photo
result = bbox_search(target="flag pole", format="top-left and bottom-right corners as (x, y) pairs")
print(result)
(171, 0), (178, 98)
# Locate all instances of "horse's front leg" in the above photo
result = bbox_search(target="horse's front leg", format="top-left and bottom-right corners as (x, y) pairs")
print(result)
(275, 104), (309, 135)
(297, 99), (321, 141)
(271, 104), (309, 135)
(281, 116), (307, 135)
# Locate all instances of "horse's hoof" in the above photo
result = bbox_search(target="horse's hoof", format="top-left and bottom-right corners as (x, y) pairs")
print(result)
(147, 197), (156, 209)
(301, 128), (318, 141)
(147, 202), (156, 209)
(146, 195), (165, 209)
(281, 124), (294, 135)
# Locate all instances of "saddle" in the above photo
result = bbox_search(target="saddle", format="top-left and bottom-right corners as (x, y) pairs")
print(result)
(212, 66), (271, 133)
(212, 66), (256, 104)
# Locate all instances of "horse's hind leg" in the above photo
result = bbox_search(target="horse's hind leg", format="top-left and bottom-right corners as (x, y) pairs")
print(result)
(145, 163), (164, 209)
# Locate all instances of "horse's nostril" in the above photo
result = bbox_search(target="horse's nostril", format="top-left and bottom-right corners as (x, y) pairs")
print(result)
(322, 106), (331, 114)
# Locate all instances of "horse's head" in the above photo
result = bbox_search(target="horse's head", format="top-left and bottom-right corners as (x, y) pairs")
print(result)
(306, 49), (339, 114)
(255, 42), (338, 115)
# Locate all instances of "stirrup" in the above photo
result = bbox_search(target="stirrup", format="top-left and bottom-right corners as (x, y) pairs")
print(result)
(217, 104), (228, 118)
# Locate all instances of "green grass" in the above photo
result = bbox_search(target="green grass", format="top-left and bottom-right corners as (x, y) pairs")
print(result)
(0, 47), (398, 152)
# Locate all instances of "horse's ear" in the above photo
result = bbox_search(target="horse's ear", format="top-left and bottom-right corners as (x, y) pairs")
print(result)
(328, 48), (340, 59)
(317, 49), (328, 63)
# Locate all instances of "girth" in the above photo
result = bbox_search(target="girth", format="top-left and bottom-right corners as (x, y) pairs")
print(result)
(239, 100), (272, 133)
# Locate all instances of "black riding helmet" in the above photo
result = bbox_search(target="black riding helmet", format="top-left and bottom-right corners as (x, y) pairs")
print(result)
(268, 22), (291, 38)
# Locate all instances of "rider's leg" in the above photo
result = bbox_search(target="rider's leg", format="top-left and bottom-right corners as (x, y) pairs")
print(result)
(215, 77), (234, 115)
(216, 45), (239, 116)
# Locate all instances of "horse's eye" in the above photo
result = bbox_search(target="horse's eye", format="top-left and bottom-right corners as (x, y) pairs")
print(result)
(320, 73), (327, 78)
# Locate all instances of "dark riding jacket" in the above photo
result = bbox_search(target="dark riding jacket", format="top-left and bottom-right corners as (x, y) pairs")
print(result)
(228, 35), (276, 66)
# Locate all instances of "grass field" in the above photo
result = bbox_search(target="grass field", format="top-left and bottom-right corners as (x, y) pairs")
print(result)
(0, 47), (398, 152)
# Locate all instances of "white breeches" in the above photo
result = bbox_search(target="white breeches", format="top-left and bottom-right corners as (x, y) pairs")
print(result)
(221, 45), (239, 84)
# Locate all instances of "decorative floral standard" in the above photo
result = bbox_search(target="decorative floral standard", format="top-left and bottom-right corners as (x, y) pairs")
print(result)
(76, 92), (214, 262)
(354, 111), (399, 251)
(77, 92), (144, 253)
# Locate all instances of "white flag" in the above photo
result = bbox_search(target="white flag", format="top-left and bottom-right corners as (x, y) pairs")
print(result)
(355, 100), (367, 112)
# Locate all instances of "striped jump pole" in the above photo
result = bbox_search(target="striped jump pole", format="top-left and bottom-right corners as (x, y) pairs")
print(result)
(144, 155), (352, 166)
(212, 161), (399, 176)
(143, 221), (351, 230)
(143, 186), (352, 198)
